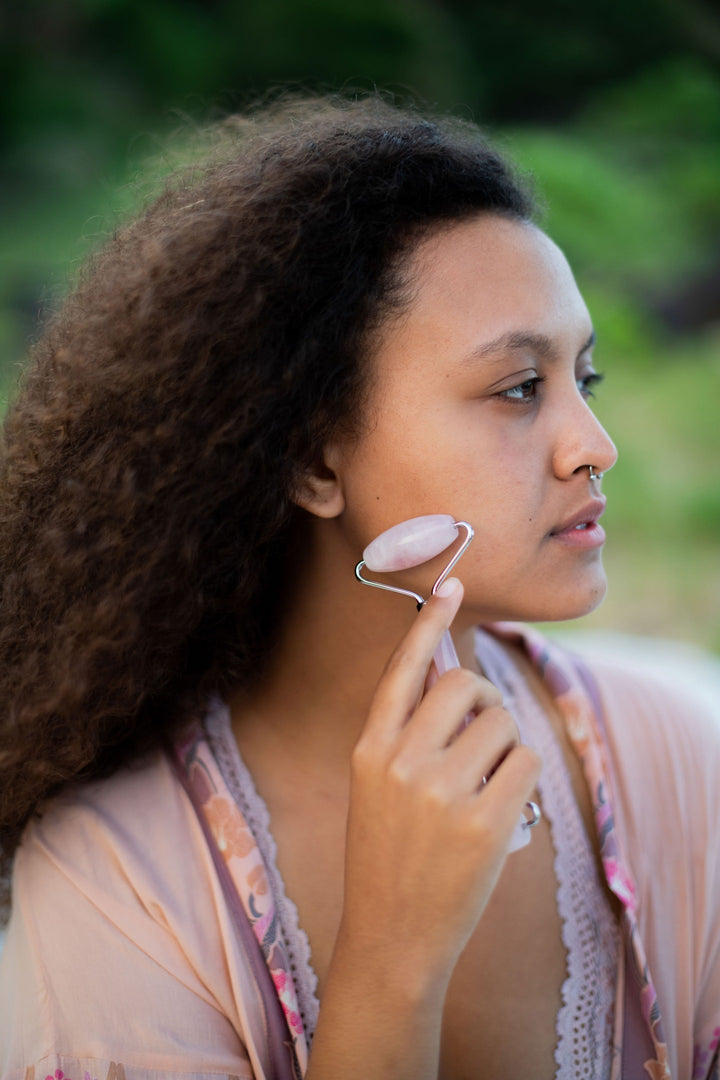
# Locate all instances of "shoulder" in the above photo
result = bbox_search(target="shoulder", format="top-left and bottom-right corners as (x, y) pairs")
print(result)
(561, 639), (720, 1064)
(0, 744), (250, 1070)
(558, 636), (720, 873)
(7, 738), (253, 993)
(5, 744), (223, 985)
(15, 746), (201, 913)
(572, 638), (720, 790)
(495, 621), (720, 780)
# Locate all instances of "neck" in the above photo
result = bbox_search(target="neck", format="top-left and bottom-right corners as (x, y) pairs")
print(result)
(228, 527), (485, 781)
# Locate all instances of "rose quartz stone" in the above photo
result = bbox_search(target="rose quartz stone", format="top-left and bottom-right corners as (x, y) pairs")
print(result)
(363, 514), (457, 572)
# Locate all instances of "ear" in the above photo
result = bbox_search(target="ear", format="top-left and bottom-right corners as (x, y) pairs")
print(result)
(292, 444), (346, 519)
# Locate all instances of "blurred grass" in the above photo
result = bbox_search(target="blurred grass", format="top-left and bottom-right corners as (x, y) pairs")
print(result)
(537, 330), (720, 654)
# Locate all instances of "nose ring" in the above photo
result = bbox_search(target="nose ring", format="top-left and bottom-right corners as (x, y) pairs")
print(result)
(588, 465), (604, 481)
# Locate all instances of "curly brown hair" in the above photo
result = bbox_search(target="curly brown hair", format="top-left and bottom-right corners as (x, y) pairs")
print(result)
(0, 93), (536, 908)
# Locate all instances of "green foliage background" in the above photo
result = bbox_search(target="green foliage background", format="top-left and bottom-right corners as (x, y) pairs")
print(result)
(1, 0), (719, 650)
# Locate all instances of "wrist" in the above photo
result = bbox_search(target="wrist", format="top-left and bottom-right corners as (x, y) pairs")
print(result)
(308, 926), (449, 1080)
(329, 920), (452, 1011)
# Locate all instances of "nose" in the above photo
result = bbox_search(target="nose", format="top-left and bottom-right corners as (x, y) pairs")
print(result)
(553, 397), (618, 482)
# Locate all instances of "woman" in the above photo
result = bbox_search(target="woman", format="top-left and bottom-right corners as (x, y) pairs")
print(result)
(0, 95), (718, 1080)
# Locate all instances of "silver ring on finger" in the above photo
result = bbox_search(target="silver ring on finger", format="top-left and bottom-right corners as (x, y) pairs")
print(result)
(522, 800), (542, 829)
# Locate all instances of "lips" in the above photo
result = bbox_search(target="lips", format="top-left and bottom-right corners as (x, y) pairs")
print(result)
(551, 498), (607, 536)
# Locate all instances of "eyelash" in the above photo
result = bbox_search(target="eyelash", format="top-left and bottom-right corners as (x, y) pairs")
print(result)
(498, 372), (605, 404)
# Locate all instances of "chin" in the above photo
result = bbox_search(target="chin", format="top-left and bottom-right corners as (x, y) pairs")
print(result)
(529, 579), (608, 623)
(465, 573), (609, 625)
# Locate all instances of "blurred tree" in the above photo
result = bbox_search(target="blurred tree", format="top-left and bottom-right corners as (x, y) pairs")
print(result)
(1, 0), (718, 375)
(442, 0), (719, 120)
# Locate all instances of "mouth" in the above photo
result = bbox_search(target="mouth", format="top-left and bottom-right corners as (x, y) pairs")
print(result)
(549, 499), (607, 548)
(550, 499), (607, 537)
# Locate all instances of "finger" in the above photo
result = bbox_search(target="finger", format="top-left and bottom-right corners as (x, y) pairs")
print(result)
(363, 578), (465, 740)
(399, 667), (505, 756)
(469, 744), (543, 845)
(431, 704), (520, 794)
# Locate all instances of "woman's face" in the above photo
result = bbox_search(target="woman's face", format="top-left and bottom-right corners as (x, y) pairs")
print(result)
(331, 214), (618, 624)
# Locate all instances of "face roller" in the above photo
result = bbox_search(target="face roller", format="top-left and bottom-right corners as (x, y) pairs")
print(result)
(357, 515), (472, 678)
(355, 514), (541, 852)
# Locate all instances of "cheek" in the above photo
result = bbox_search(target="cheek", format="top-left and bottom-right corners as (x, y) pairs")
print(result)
(337, 431), (432, 557)
(342, 415), (444, 512)
(445, 438), (539, 535)
(340, 397), (542, 550)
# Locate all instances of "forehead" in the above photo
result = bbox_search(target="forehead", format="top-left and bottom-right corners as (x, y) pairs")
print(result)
(376, 215), (590, 370)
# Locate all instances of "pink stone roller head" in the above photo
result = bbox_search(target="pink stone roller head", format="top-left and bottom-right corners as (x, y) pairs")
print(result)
(356, 513), (474, 686)
(356, 514), (473, 609)
(362, 514), (460, 573)
(355, 513), (540, 852)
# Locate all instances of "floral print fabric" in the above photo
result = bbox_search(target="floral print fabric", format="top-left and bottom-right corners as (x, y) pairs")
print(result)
(173, 727), (307, 1080)
(29, 1068), (125, 1080)
(19, 1065), (246, 1080)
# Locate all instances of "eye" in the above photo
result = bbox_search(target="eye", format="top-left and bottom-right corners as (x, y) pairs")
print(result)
(578, 372), (605, 399)
(498, 376), (545, 404)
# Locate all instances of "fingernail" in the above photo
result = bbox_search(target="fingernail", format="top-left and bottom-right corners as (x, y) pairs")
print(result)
(436, 577), (460, 598)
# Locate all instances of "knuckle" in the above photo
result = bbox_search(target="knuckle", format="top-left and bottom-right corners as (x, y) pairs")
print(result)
(446, 670), (503, 707)
(480, 703), (519, 741)
(351, 737), (376, 776)
(514, 743), (543, 776)
(441, 666), (481, 695)
(466, 814), (494, 848)
(481, 682), (504, 708)
(424, 779), (452, 811)
(386, 755), (413, 789)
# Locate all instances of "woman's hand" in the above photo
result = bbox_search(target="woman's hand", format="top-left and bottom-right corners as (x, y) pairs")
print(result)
(306, 578), (541, 1080)
(340, 575), (541, 980)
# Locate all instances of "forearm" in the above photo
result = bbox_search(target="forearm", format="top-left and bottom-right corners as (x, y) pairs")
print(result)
(305, 932), (450, 1080)
(305, 585), (540, 1078)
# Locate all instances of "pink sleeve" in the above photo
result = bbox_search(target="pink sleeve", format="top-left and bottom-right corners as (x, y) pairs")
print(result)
(0, 757), (258, 1080)
(588, 656), (720, 1080)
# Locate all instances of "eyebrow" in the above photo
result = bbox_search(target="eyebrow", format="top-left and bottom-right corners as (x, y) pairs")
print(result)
(464, 328), (597, 364)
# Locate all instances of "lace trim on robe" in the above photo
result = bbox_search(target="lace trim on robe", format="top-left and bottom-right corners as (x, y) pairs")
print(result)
(204, 698), (322, 1043)
(475, 628), (620, 1080)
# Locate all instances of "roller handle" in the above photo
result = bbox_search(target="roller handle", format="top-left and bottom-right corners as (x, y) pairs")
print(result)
(431, 630), (532, 853)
